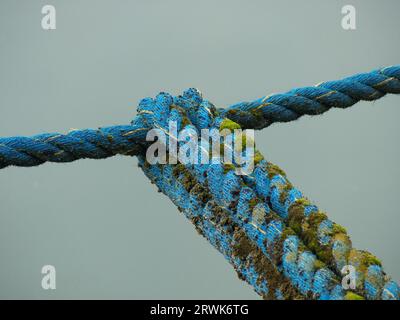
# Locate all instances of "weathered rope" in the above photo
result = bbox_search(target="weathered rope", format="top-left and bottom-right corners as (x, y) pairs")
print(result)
(1, 66), (399, 300)
(0, 125), (146, 169)
(139, 158), (303, 300)
(135, 88), (398, 300)
(222, 65), (400, 129)
(1, 66), (399, 169)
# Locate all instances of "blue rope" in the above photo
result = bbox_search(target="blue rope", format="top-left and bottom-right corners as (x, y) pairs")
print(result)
(1, 66), (399, 168)
(1, 66), (399, 300)
(0, 125), (147, 169)
(1, 66), (399, 169)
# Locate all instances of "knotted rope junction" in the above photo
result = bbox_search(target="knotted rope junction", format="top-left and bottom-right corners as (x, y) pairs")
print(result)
(1, 66), (399, 300)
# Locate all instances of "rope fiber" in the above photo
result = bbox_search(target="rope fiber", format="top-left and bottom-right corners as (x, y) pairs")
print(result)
(1, 65), (399, 300)
(222, 65), (400, 129)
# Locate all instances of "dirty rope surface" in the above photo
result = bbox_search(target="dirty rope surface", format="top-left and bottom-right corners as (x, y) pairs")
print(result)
(1, 66), (400, 300)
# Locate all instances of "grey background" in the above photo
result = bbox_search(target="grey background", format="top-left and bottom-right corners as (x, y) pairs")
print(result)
(0, 0), (399, 299)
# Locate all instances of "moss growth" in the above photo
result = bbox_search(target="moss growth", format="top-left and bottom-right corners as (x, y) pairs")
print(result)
(172, 163), (186, 178)
(252, 249), (303, 300)
(266, 163), (286, 179)
(169, 104), (191, 127)
(293, 198), (312, 207)
(287, 202), (305, 234)
(332, 232), (351, 244)
(232, 227), (303, 300)
(208, 203), (234, 231)
(232, 230), (254, 260)
(219, 118), (241, 131)
(332, 223), (347, 235)
(312, 244), (333, 266)
(308, 211), (328, 227)
(254, 150), (264, 165)
(223, 163), (235, 174)
(191, 184), (212, 204)
(182, 172), (196, 191)
(167, 173), (303, 300)
(345, 292), (365, 300)
(181, 116), (191, 127)
(270, 227), (296, 265)
(248, 198), (258, 211)
(313, 259), (325, 270)
(301, 211), (333, 265)
(172, 164), (196, 191)
(364, 252), (382, 267)
(279, 183), (293, 205)
(348, 249), (364, 270)
(169, 104), (184, 112)
(143, 160), (150, 169)
(280, 228), (296, 241)
(191, 216), (204, 236)
(349, 249), (383, 278)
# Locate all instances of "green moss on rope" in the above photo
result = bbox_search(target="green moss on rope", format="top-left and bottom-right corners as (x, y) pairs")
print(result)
(181, 116), (191, 127)
(169, 104), (191, 127)
(254, 150), (264, 165)
(301, 211), (334, 265)
(233, 229), (303, 300)
(364, 252), (382, 267)
(345, 292), (365, 300)
(219, 118), (241, 131)
(266, 162), (286, 179)
(313, 259), (325, 270)
(288, 201), (306, 234)
(308, 211), (328, 228)
(191, 184), (212, 204)
(172, 163), (186, 178)
(248, 198), (258, 211)
(332, 223), (347, 235)
(223, 163), (235, 173)
(279, 183), (293, 205)
(173, 163), (196, 191)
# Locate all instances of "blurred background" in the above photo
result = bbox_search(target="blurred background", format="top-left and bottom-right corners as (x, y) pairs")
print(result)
(0, 0), (399, 299)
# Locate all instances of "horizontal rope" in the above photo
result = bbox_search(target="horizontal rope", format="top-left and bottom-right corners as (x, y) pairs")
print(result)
(0, 125), (147, 169)
(221, 65), (400, 129)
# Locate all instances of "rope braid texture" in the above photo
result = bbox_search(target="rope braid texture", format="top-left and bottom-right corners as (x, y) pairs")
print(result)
(1, 66), (399, 300)
(221, 65), (400, 129)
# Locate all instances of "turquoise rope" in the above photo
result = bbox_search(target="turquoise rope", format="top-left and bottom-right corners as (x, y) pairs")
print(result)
(1, 66), (399, 300)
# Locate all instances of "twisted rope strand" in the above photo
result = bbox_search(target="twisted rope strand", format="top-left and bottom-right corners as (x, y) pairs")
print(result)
(0, 125), (147, 169)
(222, 65), (400, 129)
(139, 157), (304, 300)
(1, 66), (399, 169)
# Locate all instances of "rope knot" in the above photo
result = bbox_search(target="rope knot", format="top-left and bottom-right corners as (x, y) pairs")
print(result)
(134, 88), (219, 134)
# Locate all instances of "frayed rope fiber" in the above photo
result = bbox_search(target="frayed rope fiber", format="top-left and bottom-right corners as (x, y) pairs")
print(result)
(1, 66), (399, 300)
